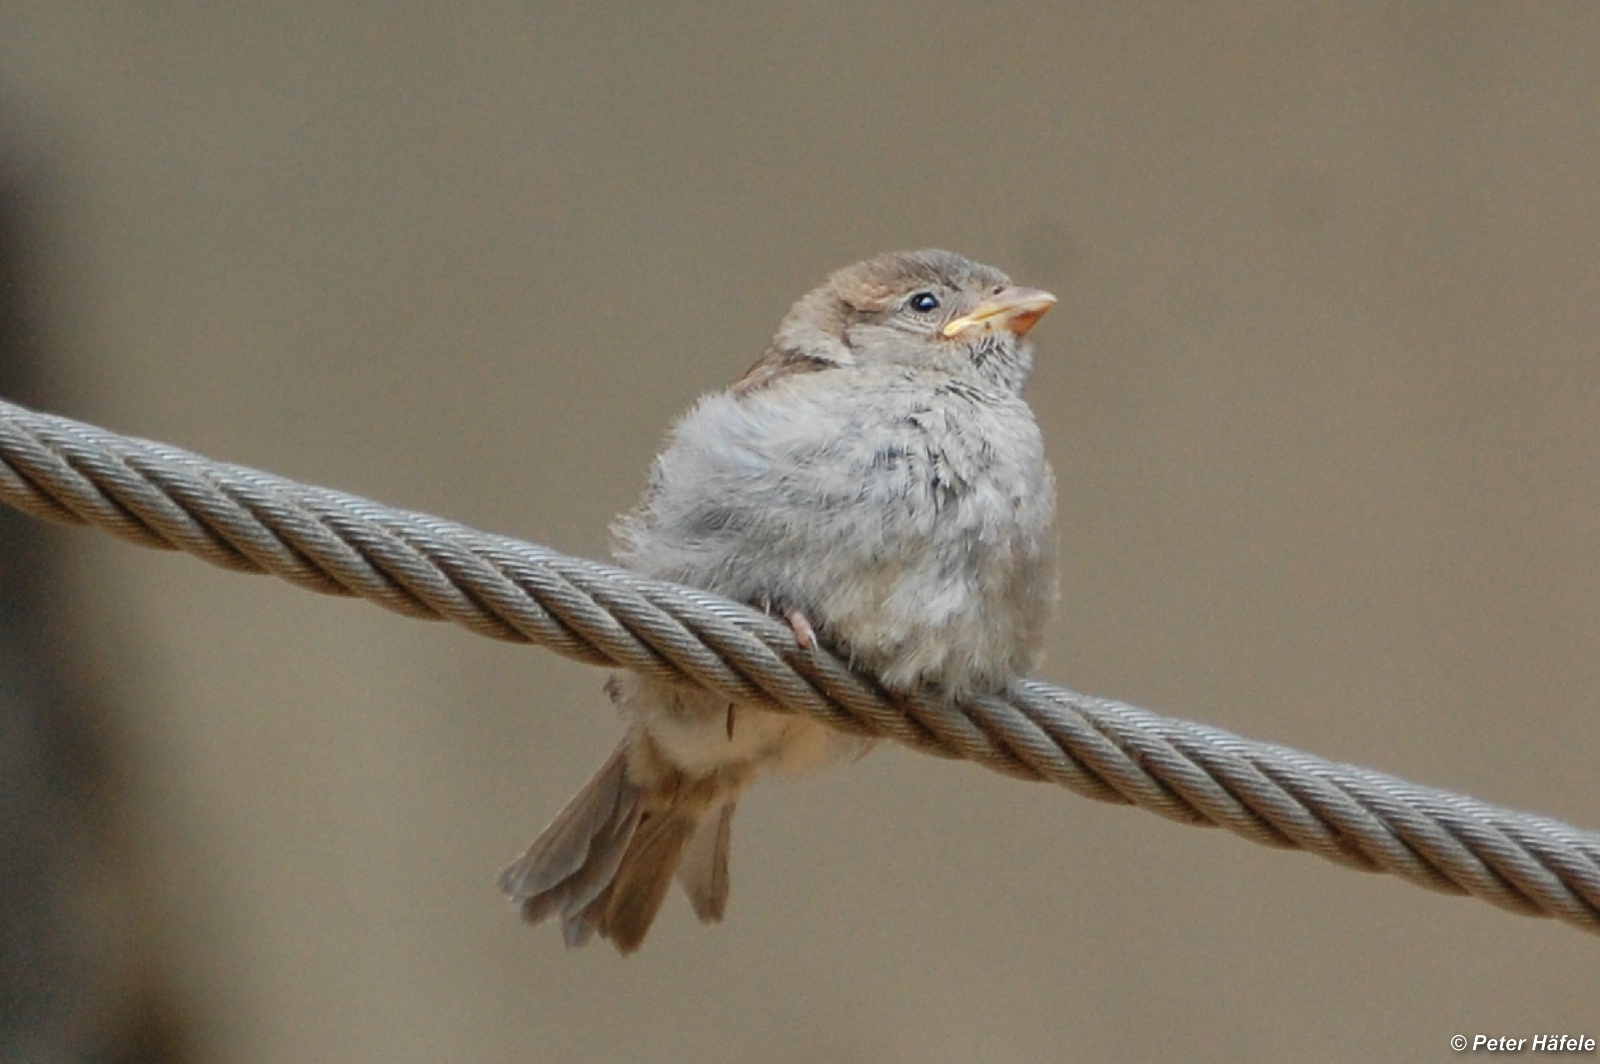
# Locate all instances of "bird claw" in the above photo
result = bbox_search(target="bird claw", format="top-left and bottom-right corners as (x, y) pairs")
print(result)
(755, 596), (818, 653)
(785, 608), (818, 652)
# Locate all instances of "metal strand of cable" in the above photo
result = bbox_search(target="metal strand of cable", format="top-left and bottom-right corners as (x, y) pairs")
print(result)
(2, 397), (1598, 932)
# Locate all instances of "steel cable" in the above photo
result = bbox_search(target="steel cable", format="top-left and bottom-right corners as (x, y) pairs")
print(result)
(2, 398), (1597, 932)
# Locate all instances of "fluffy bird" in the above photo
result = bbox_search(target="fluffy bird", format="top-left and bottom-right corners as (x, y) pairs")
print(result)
(500, 249), (1059, 953)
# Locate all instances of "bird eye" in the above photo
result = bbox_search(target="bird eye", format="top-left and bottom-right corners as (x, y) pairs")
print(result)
(908, 292), (941, 313)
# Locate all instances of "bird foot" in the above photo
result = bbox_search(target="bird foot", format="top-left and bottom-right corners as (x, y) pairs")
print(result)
(785, 608), (818, 652)
(754, 595), (819, 652)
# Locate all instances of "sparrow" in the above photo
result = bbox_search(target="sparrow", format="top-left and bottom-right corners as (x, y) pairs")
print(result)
(499, 249), (1059, 953)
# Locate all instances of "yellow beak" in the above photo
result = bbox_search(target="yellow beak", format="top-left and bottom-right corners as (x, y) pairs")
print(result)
(940, 286), (1058, 339)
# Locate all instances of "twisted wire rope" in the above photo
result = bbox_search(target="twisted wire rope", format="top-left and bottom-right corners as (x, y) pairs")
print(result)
(2, 397), (1598, 932)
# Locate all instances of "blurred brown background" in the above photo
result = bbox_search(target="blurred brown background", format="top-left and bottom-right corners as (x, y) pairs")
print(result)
(1, 3), (1596, 1061)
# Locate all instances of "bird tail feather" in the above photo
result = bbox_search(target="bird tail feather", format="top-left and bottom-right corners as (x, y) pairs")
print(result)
(499, 743), (736, 953)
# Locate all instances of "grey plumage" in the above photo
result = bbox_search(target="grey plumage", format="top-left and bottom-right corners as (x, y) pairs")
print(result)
(501, 249), (1059, 953)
